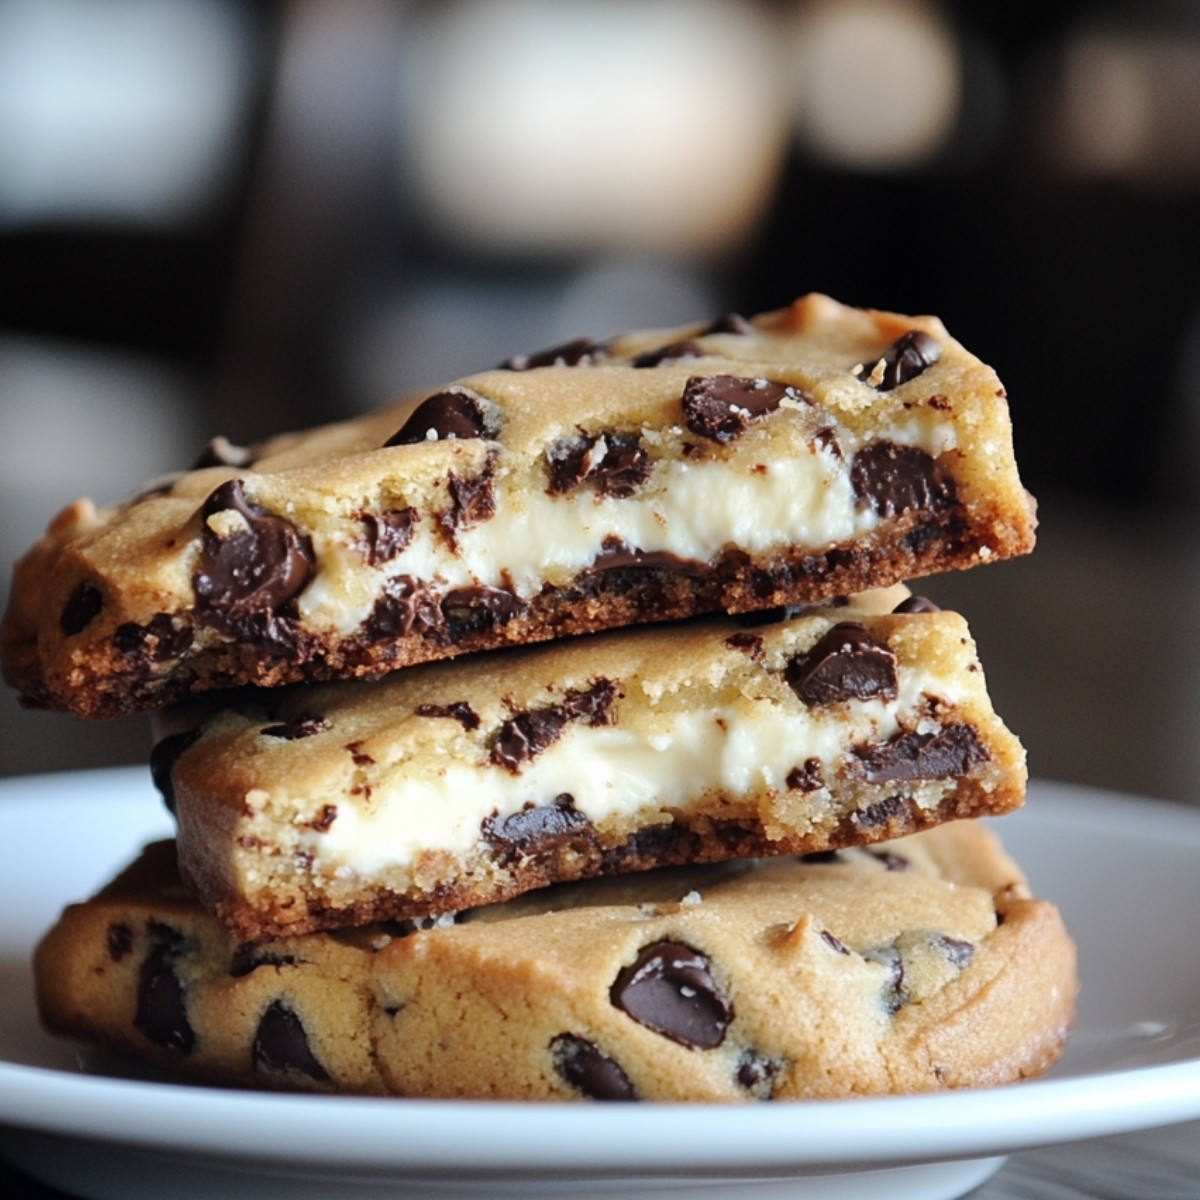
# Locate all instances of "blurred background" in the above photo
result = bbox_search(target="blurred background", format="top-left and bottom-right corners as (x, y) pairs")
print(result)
(2, 0), (1199, 802)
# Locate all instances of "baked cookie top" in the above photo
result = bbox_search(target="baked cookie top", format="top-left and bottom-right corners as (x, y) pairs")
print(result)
(2, 293), (1035, 717)
(34, 822), (1076, 1100)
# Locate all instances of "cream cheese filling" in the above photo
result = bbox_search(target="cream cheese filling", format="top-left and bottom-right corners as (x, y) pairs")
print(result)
(291, 666), (966, 877)
(296, 415), (957, 635)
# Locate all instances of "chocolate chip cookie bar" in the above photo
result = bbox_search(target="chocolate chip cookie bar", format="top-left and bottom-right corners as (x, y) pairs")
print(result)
(159, 594), (1026, 942)
(2, 293), (1036, 719)
(35, 822), (1076, 1099)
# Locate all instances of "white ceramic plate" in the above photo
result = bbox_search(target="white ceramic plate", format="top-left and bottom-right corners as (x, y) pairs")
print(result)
(2, 769), (1200, 1200)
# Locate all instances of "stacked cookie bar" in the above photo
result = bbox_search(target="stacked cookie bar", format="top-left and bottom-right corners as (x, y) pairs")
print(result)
(8, 293), (1076, 1100)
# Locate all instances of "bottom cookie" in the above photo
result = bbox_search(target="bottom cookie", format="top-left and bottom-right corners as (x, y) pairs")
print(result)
(35, 824), (1075, 1100)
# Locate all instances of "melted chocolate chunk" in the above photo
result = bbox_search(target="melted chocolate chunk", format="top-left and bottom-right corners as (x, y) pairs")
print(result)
(587, 536), (710, 577)
(866, 945), (905, 1013)
(229, 947), (297, 978)
(892, 594), (941, 614)
(870, 850), (912, 871)
(705, 312), (753, 335)
(415, 701), (481, 731)
(367, 575), (445, 640)
(438, 452), (497, 548)
(361, 508), (417, 564)
(801, 850), (841, 864)
(113, 614), (193, 662)
(546, 431), (651, 498)
(935, 935), (974, 969)
(440, 583), (525, 638)
(193, 480), (314, 638)
(191, 435), (256, 470)
(483, 794), (594, 860)
(490, 680), (616, 772)
(786, 758), (824, 792)
(135, 922), (194, 1054)
(252, 1000), (330, 1082)
(550, 1033), (636, 1101)
(786, 623), (898, 706)
(735, 1048), (784, 1100)
(856, 330), (941, 391)
(855, 724), (988, 784)
(501, 337), (602, 371)
(61, 583), (103, 636)
(680, 375), (799, 444)
(852, 795), (906, 829)
(630, 339), (703, 368)
(107, 922), (133, 962)
(850, 441), (956, 519)
(261, 715), (327, 740)
(149, 728), (201, 813)
(610, 940), (731, 1049)
(386, 389), (489, 445)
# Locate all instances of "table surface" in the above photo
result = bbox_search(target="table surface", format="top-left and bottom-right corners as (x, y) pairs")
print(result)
(3, 1116), (1198, 1199)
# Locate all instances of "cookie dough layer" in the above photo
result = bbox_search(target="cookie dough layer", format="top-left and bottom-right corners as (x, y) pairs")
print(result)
(2, 294), (1035, 718)
(35, 824), (1076, 1099)
(163, 595), (1026, 942)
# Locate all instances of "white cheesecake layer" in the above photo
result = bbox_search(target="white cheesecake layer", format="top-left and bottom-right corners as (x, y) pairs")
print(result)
(292, 664), (965, 877)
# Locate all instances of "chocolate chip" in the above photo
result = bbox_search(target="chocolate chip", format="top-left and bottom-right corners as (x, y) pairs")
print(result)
(440, 583), (525, 638)
(193, 480), (314, 636)
(820, 930), (851, 955)
(786, 759), (824, 792)
(191, 435), (256, 470)
(587, 536), (710, 577)
(786, 623), (898, 706)
(856, 330), (941, 390)
(681, 375), (800, 444)
(736, 1048), (784, 1099)
(893, 595), (941, 614)
(546, 431), (651, 498)
(386, 388), (489, 445)
(866, 945), (905, 1013)
(438, 452), (497, 548)
(107, 922), (133, 962)
(501, 337), (602, 370)
(60, 583), (103, 636)
(850, 441), (956, 519)
(550, 1033), (636, 1100)
(852, 795), (906, 829)
(415, 701), (481, 731)
(935, 935), (974, 969)
(724, 631), (764, 658)
(630, 340), (703, 368)
(610, 940), (731, 1049)
(261, 716), (327, 740)
(855, 724), (988, 784)
(135, 922), (194, 1054)
(113, 614), (193, 662)
(734, 604), (807, 628)
(310, 804), (338, 832)
(367, 575), (445, 640)
(229, 947), (296, 978)
(361, 508), (416, 564)
(703, 312), (753, 335)
(869, 850), (912, 871)
(483, 794), (594, 860)
(149, 728), (201, 813)
(490, 680), (616, 771)
(252, 1000), (330, 1082)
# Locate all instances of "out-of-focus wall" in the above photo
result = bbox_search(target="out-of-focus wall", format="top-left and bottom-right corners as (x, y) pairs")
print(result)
(4, 0), (1200, 802)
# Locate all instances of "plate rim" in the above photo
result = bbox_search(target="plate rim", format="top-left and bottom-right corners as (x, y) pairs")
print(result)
(1, 767), (1199, 1175)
